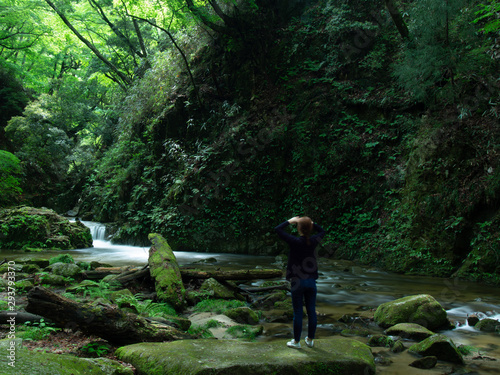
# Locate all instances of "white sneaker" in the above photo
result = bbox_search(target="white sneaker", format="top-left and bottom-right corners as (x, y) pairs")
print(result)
(305, 337), (314, 348)
(287, 339), (301, 348)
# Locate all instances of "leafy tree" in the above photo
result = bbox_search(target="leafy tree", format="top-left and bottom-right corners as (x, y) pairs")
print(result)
(44, 0), (133, 89)
(0, 150), (23, 206)
(0, 64), (30, 148)
(475, 0), (500, 34)
(394, 0), (486, 104)
(5, 95), (73, 204)
(0, 0), (48, 51)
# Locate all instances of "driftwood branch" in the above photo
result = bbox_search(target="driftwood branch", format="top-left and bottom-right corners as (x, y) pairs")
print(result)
(26, 286), (193, 345)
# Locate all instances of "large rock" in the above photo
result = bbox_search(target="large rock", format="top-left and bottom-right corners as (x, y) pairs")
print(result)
(200, 277), (242, 300)
(148, 233), (186, 310)
(0, 339), (132, 375)
(0, 206), (92, 250)
(475, 318), (500, 332)
(385, 323), (435, 341)
(224, 306), (260, 324)
(50, 262), (83, 278)
(374, 294), (450, 330)
(115, 338), (376, 375)
(408, 334), (464, 364)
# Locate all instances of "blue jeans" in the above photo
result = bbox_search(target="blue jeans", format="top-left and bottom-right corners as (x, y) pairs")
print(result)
(290, 278), (317, 342)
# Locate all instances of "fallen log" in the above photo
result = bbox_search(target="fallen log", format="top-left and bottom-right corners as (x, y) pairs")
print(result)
(180, 268), (283, 281)
(83, 265), (283, 286)
(26, 286), (193, 346)
(0, 311), (47, 325)
(84, 266), (139, 280)
(114, 265), (150, 285)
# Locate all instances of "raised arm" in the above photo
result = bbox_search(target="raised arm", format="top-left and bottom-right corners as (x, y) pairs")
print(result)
(275, 220), (296, 243)
(312, 223), (326, 241)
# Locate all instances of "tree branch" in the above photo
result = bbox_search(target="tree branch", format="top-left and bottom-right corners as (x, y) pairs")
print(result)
(44, 0), (132, 87)
(128, 13), (202, 107)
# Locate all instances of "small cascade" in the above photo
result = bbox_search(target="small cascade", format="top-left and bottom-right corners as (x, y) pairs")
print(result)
(81, 221), (108, 243)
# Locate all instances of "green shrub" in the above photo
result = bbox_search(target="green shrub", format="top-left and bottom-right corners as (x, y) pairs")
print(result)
(0, 150), (23, 206)
(226, 325), (263, 341)
(49, 254), (74, 265)
(20, 319), (59, 340)
(79, 342), (111, 357)
(457, 344), (477, 356)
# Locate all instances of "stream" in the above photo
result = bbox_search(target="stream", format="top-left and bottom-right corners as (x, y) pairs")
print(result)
(6, 221), (500, 374)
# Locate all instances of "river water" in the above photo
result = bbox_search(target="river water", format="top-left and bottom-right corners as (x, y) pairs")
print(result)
(6, 221), (500, 374)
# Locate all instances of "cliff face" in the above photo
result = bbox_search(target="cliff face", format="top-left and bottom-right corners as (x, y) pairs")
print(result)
(82, 1), (500, 283)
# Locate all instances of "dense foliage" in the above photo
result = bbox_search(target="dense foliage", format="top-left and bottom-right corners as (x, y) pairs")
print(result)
(0, 150), (22, 205)
(1, 0), (499, 282)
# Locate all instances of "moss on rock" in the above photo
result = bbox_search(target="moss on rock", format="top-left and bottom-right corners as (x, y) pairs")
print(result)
(224, 307), (260, 325)
(0, 206), (92, 250)
(385, 322), (435, 341)
(374, 294), (450, 330)
(148, 233), (186, 311)
(475, 318), (500, 332)
(408, 334), (464, 364)
(115, 337), (376, 375)
(0, 339), (133, 375)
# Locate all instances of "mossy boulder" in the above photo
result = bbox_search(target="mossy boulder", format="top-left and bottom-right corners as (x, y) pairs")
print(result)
(115, 337), (376, 374)
(224, 307), (260, 324)
(37, 273), (69, 286)
(20, 263), (41, 274)
(367, 334), (394, 348)
(0, 206), (92, 250)
(0, 263), (21, 273)
(14, 279), (34, 291)
(0, 339), (133, 375)
(475, 318), (500, 332)
(408, 334), (464, 364)
(385, 323), (435, 341)
(200, 277), (242, 300)
(391, 340), (406, 353)
(409, 356), (438, 369)
(50, 262), (83, 278)
(257, 290), (288, 308)
(13, 257), (49, 270)
(374, 294), (450, 330)
(148, 233), (186, 311)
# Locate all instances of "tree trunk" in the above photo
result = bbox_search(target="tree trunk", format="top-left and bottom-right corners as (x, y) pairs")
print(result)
(26, 286), (192, 346)
(384, 0), (409, 39)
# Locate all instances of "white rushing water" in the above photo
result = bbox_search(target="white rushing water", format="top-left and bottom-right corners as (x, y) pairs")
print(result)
(70, 221), (150, 266)
(72, 221), (269, 267)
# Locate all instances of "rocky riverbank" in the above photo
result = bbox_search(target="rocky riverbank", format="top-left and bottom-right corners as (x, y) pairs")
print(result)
(1, 234), (499, 374)
(0, 206), (92, 251)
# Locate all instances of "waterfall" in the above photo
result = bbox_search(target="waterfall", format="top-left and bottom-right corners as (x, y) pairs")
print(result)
(82, 221), (108, 242)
